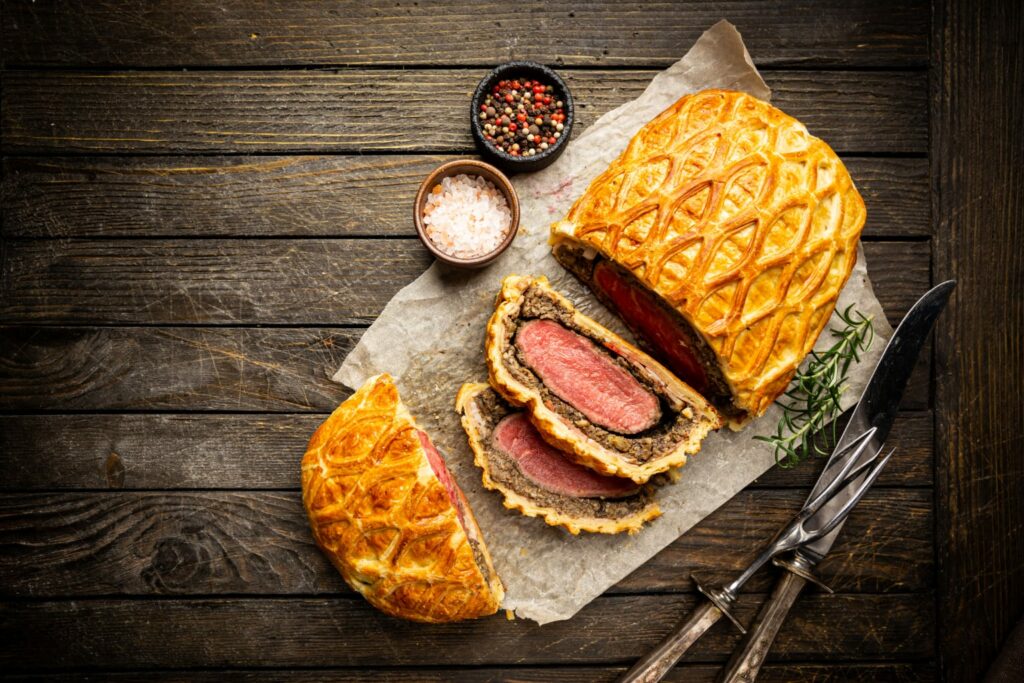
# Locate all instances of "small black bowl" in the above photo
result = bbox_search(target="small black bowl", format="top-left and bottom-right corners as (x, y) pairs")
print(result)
(471, 61), (574, 174)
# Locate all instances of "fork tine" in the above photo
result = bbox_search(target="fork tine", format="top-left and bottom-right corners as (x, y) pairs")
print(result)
(824, 426), (877, 471)
(809, 447), (895, 540)
(818, 442), (885, 506)
(803, 427), (879, 516)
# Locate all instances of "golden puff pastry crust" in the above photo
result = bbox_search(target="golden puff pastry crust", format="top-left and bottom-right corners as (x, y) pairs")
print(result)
(551, 89), (867, 420)
(485, 275), (721, 484)
(456, 382), (662, 535)
(301, 373), (503, 623)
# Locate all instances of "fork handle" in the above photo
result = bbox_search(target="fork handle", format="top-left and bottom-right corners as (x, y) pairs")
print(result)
(717, 572), (807, 683)
(617, 599), (723, 683)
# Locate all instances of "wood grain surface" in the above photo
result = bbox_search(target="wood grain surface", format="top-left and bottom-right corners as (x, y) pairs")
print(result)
(0, 239), (431, 325)
(0, 594), (933, 671)
(2, 1), (1019, 680)
(932, 1), (1024, 681)
(2, 155), (930, 238)
(1, 0), (929, 68)
(1, 70), (927, 154)
(0, 326), (357, 412)
(0, 325), (930, 413)
(0, 663), (937, 683)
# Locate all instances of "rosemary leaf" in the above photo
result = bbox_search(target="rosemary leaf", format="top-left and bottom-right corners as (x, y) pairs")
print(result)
(755, 305), (875, 468)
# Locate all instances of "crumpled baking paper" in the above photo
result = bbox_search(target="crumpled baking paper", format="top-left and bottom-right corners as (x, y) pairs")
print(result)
(336, 20), (893, 625)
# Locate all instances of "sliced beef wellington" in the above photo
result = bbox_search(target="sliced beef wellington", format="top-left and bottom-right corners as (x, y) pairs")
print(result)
(550, 89), (867, 425)
(457, 382), (661, 535)
(485, 275), (721, 484)
(302, 373), (503, 623)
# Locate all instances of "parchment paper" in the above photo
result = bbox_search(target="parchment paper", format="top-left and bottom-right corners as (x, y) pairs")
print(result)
(336, 20), (893, 625)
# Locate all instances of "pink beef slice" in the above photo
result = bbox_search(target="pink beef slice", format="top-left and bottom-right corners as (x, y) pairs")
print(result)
(492, 413), (640, 498)
(515, 318), (661, 434)
(417, 430), (471, 530)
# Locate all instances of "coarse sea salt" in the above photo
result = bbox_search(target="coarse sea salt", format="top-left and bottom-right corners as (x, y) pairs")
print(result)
(422, 174), (513, 259)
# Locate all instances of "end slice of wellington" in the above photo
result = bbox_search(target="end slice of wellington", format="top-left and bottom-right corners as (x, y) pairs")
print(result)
(485, 275), (722, 484)
(302, 373), (503, 622)
(457, 382), (661, 534)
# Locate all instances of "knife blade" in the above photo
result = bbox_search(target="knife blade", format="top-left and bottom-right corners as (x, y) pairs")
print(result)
(718, 279), (956, 683)
(803, 279), (955, 559)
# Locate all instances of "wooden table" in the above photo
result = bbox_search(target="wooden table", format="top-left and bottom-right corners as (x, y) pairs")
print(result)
(1, 2), (1020, 681)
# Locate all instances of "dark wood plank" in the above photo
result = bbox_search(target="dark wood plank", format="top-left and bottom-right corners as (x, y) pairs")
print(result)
(0, 489), (931, 597)
(1, 155), (931, 239)
(0, 70), (927, 154)
(0, 241), (929, 325)
(0, 327), (355, 413)
(0, 411), (932, 490)
(932, 1), (1024, 681)
(845, 157), (931, 239)
(0, 155), (449, 239)
(0, 594), (933, 670)
(2, 662), (936, 682)
(0, 322), (931, 416)
(0, 1), (929, 68)
(0, 240), (432, 325)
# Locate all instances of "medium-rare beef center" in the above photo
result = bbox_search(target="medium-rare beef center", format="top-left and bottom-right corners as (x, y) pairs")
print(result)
(515, 318), (662, 434)
(458, 383), (660, 535)
(486, 275), (721, 484)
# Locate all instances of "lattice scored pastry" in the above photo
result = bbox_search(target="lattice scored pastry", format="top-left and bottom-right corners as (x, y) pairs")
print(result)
(551, 89), (867, 424)
(485, 275), (721, 484)
(302, 374), (504, 622)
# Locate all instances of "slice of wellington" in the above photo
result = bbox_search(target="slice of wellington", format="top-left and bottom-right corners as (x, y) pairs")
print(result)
(457, 382), (661, 535)
(485, 275), (721, 484)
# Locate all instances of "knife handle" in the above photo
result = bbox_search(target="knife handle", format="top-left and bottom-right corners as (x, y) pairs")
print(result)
(717, 572), (808, 683)
(617, 599), (723, 683)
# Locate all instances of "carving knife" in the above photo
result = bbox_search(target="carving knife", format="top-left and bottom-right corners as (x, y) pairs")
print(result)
(717, 280), (956, 683)
(616, 281), (954, 683)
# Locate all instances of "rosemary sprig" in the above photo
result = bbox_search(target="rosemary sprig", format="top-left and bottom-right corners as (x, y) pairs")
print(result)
(755, 304), (875, 468)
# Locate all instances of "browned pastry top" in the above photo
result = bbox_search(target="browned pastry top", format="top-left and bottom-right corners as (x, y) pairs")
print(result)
(301, 373), (503, 623)
(551, 89), (866, 418)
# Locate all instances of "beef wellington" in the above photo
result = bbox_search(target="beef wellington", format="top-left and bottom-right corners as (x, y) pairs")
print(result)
(457, 382), (661, 534)
(485, 275), (721, 484)
(302, 373), (504, 622)
(550, 89), (867, 425)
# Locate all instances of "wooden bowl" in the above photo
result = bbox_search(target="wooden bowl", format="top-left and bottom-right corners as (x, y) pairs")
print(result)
(413, 159), (520, 269)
